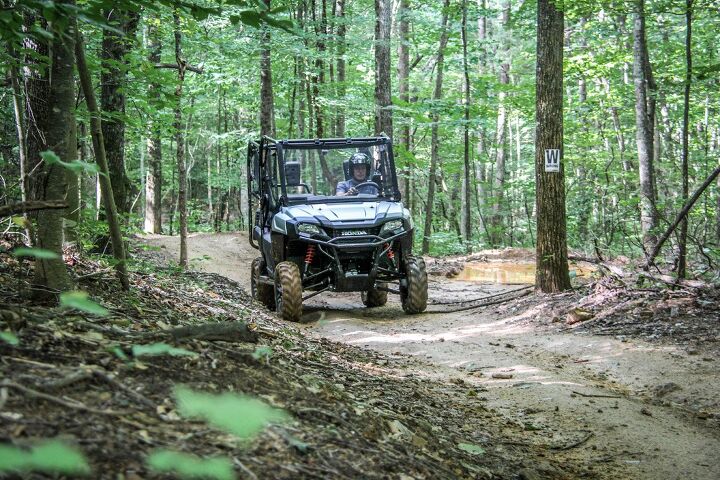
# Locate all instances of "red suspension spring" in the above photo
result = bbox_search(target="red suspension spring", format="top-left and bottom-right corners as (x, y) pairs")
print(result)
(305, 244), (316, 264)
(385, 243), (395, 261)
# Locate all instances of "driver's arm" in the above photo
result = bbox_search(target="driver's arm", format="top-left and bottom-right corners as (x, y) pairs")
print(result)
(336, 182), (351, 196)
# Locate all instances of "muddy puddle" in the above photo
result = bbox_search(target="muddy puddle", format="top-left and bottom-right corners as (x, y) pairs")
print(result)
(454, 261), (595, 284)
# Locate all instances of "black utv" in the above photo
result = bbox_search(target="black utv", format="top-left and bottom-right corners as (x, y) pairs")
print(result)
(247, 135), (427, 322)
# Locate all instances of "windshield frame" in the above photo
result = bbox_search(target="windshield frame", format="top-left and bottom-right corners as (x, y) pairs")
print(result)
(274, 136), (401, 206)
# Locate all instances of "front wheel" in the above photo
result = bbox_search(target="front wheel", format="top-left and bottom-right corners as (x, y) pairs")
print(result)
(274, 261), (303, 322)
(401, 256), (428, 314)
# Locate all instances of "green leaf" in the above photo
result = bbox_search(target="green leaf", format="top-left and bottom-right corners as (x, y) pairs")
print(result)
(59, 291), (109, 316)
(147, 450), (234, 480)
(457, 442), (485, 455)
(12, 248), (60, 260)
(132, 343), (198, 358)
(0, 331), (19, 345)
(109, 345), (129, 361)
(175, 386), (289, 439)
(0, 441), (90, 475)
(41, 150), (102, 176)
(239, 11), (261, 28)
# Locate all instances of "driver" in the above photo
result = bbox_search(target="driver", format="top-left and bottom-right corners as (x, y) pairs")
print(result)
(336, 153), (377, 196)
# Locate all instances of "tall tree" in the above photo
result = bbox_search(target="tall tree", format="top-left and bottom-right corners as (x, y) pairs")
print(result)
(144, 17), (163, 234)
(310, 0), (336, 187)
(374, 0), (392, 137)
(535, 0), (571, 292)
(23, 14), (49, 206)
(633, 0), (659, 251)
(461, 0), (472, 250)
(76, 27), (129, 291)
(397, 0), (411, 204)
(32, 2), (75, 297)
(490, 1), (511, 246)
(678, 0), (693, 278)
(421, 0), (451, 255)
(334, 0), (346, 137)
(7, 43), (27, 206)
(173, 11), (188, 268)
(101, 8), (140, 215)
(260, 0), (276, 137)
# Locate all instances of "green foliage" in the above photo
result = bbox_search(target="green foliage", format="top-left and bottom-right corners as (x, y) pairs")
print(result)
(40, 150), (102, 176)
(251, 345), (273, 361)
(12, 248), (60, 260)
(59, 291), (109, 316)
(0, 441), (90, 476)
(132, 343), (198, 358)
(3, 0), (719, 268)
(0, 331), (19, 345)
(175, 386), (289, 439)
(425, 231), (465, 257)
(147, 450), (234, 480)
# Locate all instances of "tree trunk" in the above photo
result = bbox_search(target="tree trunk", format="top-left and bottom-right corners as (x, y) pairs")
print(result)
(335, 0), (346, 137)
(310, 0), (336, 188)
(64, 108), (79, 242)
(374, 0), (392, 137)
(633, 0), (659, 251)
(144, 18), (162, 234)
(491, 63), (509, 246)
(101, 9), (140, 215)
(397, 0), (410, 204)
(33, 2), (76, 298)
(8, 43), (28, 206)
(461, 0), (472, 251)
(75, 28), (129, 291)
(260, 0), (276, 137)
(421, 0), (450, 255)
(173, 11), (188, 269)
(474, 0), (489, 243)
(535, 0), (571, 293)
(678, 0), (692, 278)
(23, 14), (49, 207)
(489, 1), (511, 247)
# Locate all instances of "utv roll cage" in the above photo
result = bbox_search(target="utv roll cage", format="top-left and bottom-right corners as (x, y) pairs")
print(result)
(247, 136), (401, 239)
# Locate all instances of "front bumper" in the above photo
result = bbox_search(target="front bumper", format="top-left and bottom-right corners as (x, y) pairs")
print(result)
(297, 230), (410, 292)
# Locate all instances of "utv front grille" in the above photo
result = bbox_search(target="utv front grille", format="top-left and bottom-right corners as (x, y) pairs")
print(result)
(330, 227), (380, 238)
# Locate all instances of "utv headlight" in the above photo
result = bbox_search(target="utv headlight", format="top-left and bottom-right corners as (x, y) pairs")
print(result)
(298, 223), (322, 235)
(380, 219), (404, 235)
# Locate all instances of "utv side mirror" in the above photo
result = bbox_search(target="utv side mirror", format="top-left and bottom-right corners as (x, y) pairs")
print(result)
(285, 161), (301, 187)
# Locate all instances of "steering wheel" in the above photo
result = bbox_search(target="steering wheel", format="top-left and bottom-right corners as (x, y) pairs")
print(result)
(351, 181), (381, 195)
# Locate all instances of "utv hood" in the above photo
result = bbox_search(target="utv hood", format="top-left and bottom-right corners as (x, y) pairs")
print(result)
(272, 201), (411, 234)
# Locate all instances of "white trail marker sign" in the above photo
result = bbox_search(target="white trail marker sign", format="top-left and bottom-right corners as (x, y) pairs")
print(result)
(544, 149), (561, 172)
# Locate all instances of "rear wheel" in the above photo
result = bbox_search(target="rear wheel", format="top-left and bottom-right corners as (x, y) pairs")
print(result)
(362, 283), (388, 307)
(401, 256), (427, 314)
(251, 257), (275, 308)
(274, 261), (303, 322)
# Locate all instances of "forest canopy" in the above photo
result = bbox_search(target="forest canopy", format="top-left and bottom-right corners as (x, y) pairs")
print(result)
(1, 0), (719, 280)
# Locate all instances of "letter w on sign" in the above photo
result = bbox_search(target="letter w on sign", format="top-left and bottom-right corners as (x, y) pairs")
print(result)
(544, 149), (561, 172)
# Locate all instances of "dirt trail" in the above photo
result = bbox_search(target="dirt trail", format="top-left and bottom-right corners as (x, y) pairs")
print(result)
(140, 233), (720, 479)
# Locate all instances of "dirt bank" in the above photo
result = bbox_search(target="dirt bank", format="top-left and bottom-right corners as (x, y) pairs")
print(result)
(139, 232), (720, 480)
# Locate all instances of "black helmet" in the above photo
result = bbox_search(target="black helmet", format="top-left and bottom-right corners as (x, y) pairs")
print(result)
(348, 152), (370, 180)
(349, 152), (370, 167)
